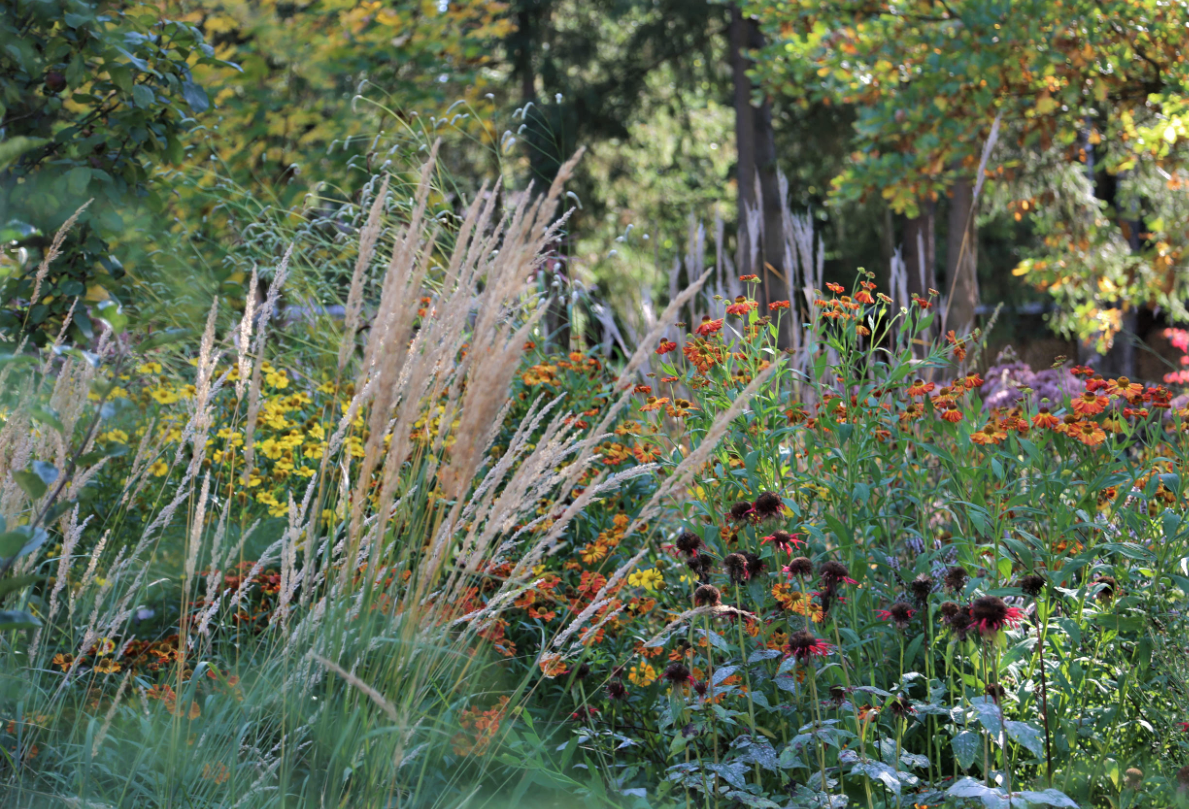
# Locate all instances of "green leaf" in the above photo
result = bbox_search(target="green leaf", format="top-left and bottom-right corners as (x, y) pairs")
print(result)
(0, 532), (26, 558)
(12, 470), (47, 500)
(0, 526), (48, 559)
(66, 166), (91, 194)
(1005, 720), (1045, 758)
(95, 300), (128, 335)
(29, 406), (64, 434)
(131, 85), (156, 109)
(181, 80), (209, 112)
(951, 730), (979, 770)
(0, 137), (47, 173)
(0, 610), (40, 631)
(0, 574), (42, 601)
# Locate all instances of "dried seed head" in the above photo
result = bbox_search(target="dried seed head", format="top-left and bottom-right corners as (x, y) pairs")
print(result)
(674, 531), (703, 556)
(818, 560), (851, 586)
(723, 553), (749, 584)
(889, 696), (915, 718)
(687, 554), (715, 582)
(970, 595), (1014, 633)
(727, 501), (755, 523)
(605, 680), (627, 701)
(948, 610), (974, 641)
(944, 565), (969, 593)
(1092, 575), (1117, 602)
(778, 558), (808, 580)
(909, 573), (933, 605)
(752, 491), (783, 520)
(693, 584), (722, 607)
(886, 601), (915, 629)
(662, 662), (692, 685)
(1017, 573), (1046, 598)
(743, 552), (765, 580)
(939, 601), (961, 620)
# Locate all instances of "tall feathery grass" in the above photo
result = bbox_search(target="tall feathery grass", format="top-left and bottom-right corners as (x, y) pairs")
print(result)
(0, 144), (766, 808)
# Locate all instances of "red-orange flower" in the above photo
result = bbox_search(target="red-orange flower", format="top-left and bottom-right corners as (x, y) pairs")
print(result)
(826, 282), (845, 294)
(940, 404), (963, 423)
(1032, 407), (1060, 429)
(906, 379), (935, 397)
(695, 317), (724, 337)
(726, 296), (758, 316)
(970, 422), (1007, 445)
(739, 274), (759, 282)
(655, 340), (677, 355)
(855, 290), (874, 304)
(1072, 392), (1107, 416)
(769, 300), (790, 311)
(1106, 376), (1143, 401)
(1073, 420), (1106, 446)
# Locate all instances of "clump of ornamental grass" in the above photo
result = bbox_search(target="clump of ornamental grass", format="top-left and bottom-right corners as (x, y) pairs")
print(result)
(0, 143), (733, 807)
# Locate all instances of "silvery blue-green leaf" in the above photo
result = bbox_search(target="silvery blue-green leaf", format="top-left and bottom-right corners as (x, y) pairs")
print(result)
(1019, 788), (1078, 807)
(853, 685), (892, 698)
(31, 461), (58, 487)
(947, 777), (1009, 809)
(777, 745), (806, 770)
(900, 750), (930, 769)
(850, 759), (901, 796)
(731, 736), (778, 772)
(913, 701), (951, 716)
(804, 772), (838, 792)
(777, 656), (798, 675)
(748, 690), (772, 710)
(1005, 720), (1045, 758)
(724, 791), (781, 808)
(713, 665), (739, 685)
(773, 675), (800, 694)
(705, 762), (748, 790)
(748, 649), (782, 663)
(952, 730), (980, 770)
(971, 698), (1003, 736)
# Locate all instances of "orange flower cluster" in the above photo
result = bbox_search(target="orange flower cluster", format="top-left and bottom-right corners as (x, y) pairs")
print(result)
(451, 696), (510, 757)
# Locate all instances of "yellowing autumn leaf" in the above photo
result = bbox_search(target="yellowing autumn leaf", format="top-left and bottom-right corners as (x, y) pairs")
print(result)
(1035, 93), (1058, 115)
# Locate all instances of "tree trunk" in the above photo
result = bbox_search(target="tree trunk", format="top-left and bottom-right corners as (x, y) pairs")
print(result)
(1094, 164), (1139, 379)
(902, 202), (936, 355)
(902, 202), (936, 300)
(945, 175), (980, 338)
(730, 6), (787, 341)
(515, 6), (569, 351)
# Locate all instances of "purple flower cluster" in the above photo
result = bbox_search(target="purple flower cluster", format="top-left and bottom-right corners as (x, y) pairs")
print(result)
(979, 361), (1081, 411)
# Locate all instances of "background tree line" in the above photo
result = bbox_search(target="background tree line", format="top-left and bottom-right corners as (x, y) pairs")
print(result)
(2, 0), (1188, 375)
